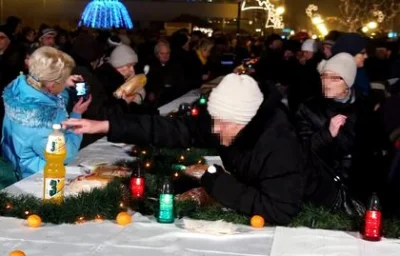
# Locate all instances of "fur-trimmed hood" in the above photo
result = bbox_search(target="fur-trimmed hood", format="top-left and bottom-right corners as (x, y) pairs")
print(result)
(3, 75), (69, 128)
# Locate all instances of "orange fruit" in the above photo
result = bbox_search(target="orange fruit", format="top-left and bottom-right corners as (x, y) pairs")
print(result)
(250, 215), (265, 228)
(27, 214), (42, 228)
(9, 250), (26, 256)
(116, 212), (132, 226)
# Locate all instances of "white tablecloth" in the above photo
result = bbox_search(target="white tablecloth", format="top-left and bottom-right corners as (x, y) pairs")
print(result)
(3, 78), (400, 255)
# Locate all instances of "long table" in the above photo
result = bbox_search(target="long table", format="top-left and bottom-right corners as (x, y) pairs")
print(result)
(2, 79), (400, 256)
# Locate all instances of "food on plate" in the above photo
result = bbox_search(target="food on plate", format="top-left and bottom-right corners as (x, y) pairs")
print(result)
(92, 165), (131, 178)
(68, 165), (131, 195)
(175, 187), (216, 206)
(183, 164), (209, 179)
(68, 173), (111, 195)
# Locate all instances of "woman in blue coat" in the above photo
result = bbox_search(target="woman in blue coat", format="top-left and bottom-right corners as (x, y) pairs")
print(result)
(2, 46), (91, 181)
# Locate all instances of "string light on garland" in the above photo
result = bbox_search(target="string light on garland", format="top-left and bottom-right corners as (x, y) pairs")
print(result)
(191, 108), (199, 117)
(5, 203), (12, 210)
(95, 215), (104, 222)
(78, 0), (133, 29)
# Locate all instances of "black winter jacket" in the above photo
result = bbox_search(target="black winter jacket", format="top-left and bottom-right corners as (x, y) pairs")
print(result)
(296, 92), (389, 202)
(107, 100), (305, 225)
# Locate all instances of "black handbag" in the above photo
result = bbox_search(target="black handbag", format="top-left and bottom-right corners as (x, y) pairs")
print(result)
(313, 152), (366, 217)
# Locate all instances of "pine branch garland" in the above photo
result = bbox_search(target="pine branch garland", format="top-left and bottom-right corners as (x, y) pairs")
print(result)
(1, 146), (400, 238)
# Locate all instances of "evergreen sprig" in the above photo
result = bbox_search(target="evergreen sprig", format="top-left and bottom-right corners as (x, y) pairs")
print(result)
(1, 147), (400, 238)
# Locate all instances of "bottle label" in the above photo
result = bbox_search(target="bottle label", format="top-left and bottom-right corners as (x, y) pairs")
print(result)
(46, 135), (66, 154)
(44, 178), (65, 200)
(364, 210), (382, 238)
(159, 194), (174, 221)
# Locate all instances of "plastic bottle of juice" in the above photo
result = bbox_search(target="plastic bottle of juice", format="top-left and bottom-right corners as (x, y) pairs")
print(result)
(43, 124), (66, 203)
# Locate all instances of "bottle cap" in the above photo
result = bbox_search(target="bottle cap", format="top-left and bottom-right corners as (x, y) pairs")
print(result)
(207, 165), (217, 174)
(52, 124), (61, 130)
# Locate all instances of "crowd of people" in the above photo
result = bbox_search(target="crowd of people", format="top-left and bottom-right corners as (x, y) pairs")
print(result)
(1, 15), (400, 225)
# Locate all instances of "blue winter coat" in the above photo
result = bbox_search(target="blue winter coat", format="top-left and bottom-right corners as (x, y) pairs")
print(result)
(2, 75), (82, 179)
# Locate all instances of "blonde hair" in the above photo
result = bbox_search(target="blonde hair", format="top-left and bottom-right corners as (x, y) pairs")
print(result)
(195, 38), (214, 51)
(27, 46), (75, 89)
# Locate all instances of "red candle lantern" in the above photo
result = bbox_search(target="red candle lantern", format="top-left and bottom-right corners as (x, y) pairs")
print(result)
(130, 161), (145, 198)
(361, 193), (382, 241)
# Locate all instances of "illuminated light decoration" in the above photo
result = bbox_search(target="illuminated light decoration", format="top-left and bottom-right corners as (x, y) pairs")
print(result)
(373, 10), (385, 23)
(305, 4), (328, 36)
(191, 108), (199, 116)
(367, 21), (378, 29)
(79, 0), (133, 29)
(241, 0), (284, 29)
(193, 27), (213, 37)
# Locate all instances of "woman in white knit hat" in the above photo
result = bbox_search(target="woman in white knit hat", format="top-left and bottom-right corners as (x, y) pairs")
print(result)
(296, 52), (388, 206)
(63, 73), (309, 225)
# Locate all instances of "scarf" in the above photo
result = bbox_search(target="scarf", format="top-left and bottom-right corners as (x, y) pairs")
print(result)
(196, 50), (207, 65)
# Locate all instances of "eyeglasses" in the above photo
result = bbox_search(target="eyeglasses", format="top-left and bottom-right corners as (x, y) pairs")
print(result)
(320, 74), (344, 82)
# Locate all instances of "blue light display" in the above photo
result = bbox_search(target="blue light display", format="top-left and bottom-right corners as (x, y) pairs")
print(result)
(79, 0), (133, 29)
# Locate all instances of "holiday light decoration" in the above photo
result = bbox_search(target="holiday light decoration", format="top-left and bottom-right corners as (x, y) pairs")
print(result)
(79, 0), (133, 29)
(241, 0), (284, 29)
(305, 4), (328, 36)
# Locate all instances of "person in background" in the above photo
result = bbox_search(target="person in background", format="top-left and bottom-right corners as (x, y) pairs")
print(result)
(322, 39), (334, 59)
(88, 44), (148, 120)
(296, 53), (387, 204)
(287, 39), (322, 114)
(255, 34), (283, 83)
(146, 40), (185, 107)
(35, 25), (57, 48)
(5, 16), (22, 39)
(2, 46), (91, 180)
(0, 25), (24, 90)
(20, 27), (36, 49)
(331, 33), (370, 96)
(299, 39), (318, 64)
(366, 41), (400, 81)
(186, 38), (214, 90)
(63, 73), (312, 225)
(56, 29), (72, 54)
(170, 30), (191, 67)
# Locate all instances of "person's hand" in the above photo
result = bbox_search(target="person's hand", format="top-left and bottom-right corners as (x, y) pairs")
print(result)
(72, 95), (92, 114)
(183, 164), (209, 180)
(62, 118), (109, 134)
(65, 75), (83, 88)
(122, 88), (145, 104)
(329, 114), (347, 138)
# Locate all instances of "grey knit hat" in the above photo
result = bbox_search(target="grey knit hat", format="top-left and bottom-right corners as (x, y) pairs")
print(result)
(109, 44), (138, 68)
(318, 53), (357, 87)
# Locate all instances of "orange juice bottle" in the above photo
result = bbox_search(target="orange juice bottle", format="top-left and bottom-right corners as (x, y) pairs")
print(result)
(43, 124), (66, 203)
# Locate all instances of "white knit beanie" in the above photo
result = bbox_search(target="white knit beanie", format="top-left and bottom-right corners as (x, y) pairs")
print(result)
(109, 44), (138, 68)
(318, 53), (357, 87)
(207, 74), (263, 125)
(301, 39), (318, 52)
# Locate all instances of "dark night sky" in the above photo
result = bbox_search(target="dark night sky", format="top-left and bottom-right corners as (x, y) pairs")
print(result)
(283, 0), (340, 30)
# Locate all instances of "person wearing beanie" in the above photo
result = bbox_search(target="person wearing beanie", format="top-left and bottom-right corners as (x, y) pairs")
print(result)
(331, 33), (370, 95)
(301, 39), (318, 62)
(63, 73), (309, 225)
(296, 52), (388, 204)
(36, 25), (57, 48)
(109, 44), (138, 80)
